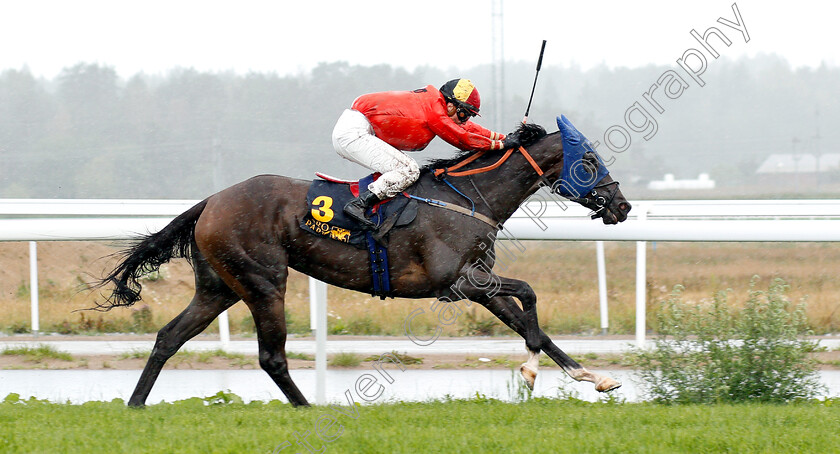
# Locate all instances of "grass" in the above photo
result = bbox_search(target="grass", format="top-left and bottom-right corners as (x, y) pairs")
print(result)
(117, 349), (253, 368)
(3, 241), (840, 336)
(1, 345), (73, 362)
(286, 351), (314, 361)
(118, 349), (151, 360)
(363, 351), (423, 365)
(0, 395), (838, 453)
(330, 352), (362, 368)
(195, 349), (246, 363)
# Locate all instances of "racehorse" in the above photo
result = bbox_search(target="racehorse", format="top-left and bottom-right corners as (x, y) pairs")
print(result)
(95, 117), (632, 407)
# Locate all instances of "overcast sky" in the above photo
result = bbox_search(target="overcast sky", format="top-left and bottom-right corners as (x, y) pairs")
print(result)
(0, 0), (837, 79)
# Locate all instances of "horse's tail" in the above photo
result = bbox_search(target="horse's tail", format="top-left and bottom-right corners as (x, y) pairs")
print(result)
(92, 199), (209, 311)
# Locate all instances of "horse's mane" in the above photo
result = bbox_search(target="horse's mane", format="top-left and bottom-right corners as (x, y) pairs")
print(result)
(422, 122), (548, 172)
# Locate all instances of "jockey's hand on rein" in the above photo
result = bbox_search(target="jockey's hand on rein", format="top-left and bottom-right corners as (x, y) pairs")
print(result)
(502, 130), (521, 150)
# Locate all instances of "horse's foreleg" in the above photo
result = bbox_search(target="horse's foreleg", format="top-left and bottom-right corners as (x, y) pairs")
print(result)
(453, 271), (541, 352)
(512, 281), (542, 354)
(481, 296), (621, 393)
(519, 348), (540, 391)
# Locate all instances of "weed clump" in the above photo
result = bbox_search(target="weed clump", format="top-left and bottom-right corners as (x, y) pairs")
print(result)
(633, 277), (825, 403)
(329, 352), (362, 367)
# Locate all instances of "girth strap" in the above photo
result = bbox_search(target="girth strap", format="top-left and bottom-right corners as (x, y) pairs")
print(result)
(405, 194), (498, 229)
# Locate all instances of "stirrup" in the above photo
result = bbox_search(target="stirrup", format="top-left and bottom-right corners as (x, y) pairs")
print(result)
(344, 202), (377, 229)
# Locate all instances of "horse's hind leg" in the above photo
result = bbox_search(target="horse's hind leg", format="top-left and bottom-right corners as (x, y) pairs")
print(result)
(481, 296), (621, 393)
(128, 252), (240, 407)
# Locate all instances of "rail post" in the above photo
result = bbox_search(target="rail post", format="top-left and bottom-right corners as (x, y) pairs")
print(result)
(29, 241), (39, 335)
(635, 205), (649, 348)
(596, 241), (609, 335)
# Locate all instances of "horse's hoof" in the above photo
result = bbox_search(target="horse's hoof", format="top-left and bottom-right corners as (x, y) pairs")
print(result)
(595, 376), (621, 392)
(519, 363), (537, 391)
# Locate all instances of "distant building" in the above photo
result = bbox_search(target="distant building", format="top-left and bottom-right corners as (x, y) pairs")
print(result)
(648, 173), (716, 190)
(756, 153), (840, 174)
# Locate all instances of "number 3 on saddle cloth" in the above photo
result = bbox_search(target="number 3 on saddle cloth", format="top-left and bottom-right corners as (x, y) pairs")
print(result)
(300, 173), (418, 298)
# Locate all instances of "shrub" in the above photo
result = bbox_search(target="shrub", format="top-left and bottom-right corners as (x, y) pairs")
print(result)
(50, 313), (133, 334)
(130, 305), (156, 333)
(328, 316), (348, 335)
(346, 316), (383, 335)
(282, 309), (310, 335)
(236, 313), (256, 335)
(633, 277), (825, 404)
(460, 307), (502, 336)
(329, 352), (361, 367)
(4, 321), (31, 334)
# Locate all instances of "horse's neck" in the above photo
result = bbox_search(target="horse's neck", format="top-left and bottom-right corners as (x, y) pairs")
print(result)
(470, 169), (544, 220)
(419, 137), (560, 222)
(455, 153), (552, 221)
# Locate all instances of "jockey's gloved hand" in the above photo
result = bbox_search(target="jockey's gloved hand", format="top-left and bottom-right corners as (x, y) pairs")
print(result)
(503, 130), (522, 150)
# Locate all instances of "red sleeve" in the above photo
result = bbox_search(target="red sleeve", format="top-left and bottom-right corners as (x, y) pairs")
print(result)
(423, 90), (506, 151)
(463, 121), (505, 141)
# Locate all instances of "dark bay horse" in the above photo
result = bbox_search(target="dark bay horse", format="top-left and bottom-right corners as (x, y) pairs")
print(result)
(96, 119), (631, 407)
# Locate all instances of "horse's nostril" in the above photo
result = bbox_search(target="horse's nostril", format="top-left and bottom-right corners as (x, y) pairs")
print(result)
(619, 202), (631, 213)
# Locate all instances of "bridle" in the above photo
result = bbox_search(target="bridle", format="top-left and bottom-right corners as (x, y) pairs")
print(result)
(433, 143), (617, 220)
(565, 179), (620, 220)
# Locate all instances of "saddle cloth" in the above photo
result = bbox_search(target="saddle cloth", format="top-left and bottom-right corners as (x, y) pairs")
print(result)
(300, 173), (418, 249)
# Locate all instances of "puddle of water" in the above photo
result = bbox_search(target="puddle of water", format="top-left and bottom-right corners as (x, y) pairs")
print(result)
(1, 369), (837, 404)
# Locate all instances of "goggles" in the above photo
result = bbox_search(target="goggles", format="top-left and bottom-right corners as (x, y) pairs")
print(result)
(455, 106), (476, 122)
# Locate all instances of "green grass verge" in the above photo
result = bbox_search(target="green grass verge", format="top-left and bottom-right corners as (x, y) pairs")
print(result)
(1, 394), (839, 453)
(1, 345), (73, 362)
(329, 352), (362, 368)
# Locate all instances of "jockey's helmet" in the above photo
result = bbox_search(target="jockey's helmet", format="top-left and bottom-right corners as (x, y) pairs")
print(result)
(440, 79), (481, 117)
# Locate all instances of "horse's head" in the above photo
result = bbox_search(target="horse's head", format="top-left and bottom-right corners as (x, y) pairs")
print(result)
(568, 173), (630, 224)
(537, 115), (631, 224)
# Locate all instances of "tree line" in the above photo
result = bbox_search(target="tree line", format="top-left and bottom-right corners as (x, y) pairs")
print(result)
(0, 55), (837, 198)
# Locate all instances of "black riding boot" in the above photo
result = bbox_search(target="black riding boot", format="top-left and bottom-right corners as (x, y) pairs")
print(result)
(343, 190), (381, 229)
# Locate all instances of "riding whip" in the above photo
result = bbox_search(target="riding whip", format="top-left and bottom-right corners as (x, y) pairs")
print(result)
(522, 40), (547, 124)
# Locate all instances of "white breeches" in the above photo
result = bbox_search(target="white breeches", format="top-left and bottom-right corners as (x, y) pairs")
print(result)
(331, 109), (421, 199)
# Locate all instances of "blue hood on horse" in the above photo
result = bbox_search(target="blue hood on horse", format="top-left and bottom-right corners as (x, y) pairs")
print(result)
(553, 115), (610, 198)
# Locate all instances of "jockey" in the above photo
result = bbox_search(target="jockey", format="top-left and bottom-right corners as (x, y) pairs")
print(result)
(332, 78), (522, 228)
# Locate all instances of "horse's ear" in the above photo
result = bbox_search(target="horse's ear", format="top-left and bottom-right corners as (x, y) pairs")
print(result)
(557, 115), (580, 144)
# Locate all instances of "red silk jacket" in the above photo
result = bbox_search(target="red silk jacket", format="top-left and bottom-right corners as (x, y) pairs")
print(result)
(351, 85), (505, 151)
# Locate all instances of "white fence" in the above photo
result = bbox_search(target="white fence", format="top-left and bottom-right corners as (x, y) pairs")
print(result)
(3, 198), (840, 404)
(505, 198), (840, 346)
(3, 198), (840, 339)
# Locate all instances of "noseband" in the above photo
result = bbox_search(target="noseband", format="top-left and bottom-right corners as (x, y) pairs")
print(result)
(569, 180), (620, 219)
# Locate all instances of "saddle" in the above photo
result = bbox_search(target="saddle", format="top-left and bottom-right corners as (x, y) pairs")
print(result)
(300, 173), (418, 249)
(299, 173), (418, 298)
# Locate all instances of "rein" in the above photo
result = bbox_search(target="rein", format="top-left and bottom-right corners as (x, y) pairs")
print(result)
(432, 146), (547, 178)
(425, 145), (552, 229)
